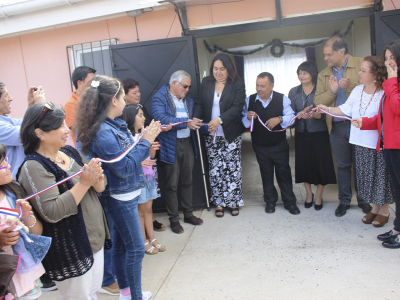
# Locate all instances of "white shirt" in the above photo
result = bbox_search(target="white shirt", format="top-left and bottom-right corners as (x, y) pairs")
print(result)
(171, 94), (190, 138)
(339, 84), (384, 149)
(210, 92), (224, 137)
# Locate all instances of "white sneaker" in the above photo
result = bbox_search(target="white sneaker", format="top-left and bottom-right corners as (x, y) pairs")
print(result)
(119, 295), (131, 300)
(142, 291), (152, 300)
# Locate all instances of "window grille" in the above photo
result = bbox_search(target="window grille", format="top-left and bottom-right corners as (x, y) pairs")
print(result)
(66, 38), (119, 92)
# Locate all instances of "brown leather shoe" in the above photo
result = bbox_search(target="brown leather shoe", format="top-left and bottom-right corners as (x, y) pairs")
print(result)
(170, 221), (184, 234)
(183, 215), (203, 226)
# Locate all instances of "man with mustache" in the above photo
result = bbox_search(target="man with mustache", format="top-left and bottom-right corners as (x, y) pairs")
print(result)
(242, 72), (300, 215)
(314, 36), (371, 217)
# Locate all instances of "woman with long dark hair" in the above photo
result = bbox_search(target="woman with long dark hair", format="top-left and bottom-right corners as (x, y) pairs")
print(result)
(120, 104), (165, 255)
(289, 61), (336, 210)
(353, 40), (400, 248)
(76, 75), (161, 300)
(194, 53), (246, 217)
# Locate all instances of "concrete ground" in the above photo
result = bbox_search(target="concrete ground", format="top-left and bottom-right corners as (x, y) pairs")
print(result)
(40, 132), (399, 300)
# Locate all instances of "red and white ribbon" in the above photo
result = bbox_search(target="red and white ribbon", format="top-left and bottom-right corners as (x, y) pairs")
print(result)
(250, 112), (311, 132)
(316, 106), (352, 121)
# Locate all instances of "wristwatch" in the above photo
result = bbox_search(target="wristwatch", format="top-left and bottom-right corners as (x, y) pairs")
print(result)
(279, 116), (283, 123)
(218, 116), (223, 124)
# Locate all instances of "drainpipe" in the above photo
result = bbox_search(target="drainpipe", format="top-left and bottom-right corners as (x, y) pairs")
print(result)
(0, 0), (88, 18)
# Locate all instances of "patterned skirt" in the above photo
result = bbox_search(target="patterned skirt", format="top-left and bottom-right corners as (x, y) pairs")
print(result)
(204, 135), (244, 208)
(355, 145), (394, 206)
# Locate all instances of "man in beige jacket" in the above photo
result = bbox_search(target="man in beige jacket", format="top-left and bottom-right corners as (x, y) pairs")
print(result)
(314, 36), (371, 217)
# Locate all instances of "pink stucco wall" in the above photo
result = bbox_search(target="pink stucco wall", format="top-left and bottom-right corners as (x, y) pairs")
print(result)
(0, 0), (389, 119)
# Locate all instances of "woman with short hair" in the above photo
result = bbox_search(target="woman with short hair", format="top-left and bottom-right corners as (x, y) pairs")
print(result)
(18, 102), (108, 300)
(289, 61), (336, 210)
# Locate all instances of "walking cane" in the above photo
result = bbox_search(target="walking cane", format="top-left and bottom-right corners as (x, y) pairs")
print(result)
(196, 129), (210, 211)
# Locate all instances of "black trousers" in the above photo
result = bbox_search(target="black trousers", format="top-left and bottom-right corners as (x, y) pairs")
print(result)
(383, 149), (400, 232)
(159, 137), (194, 223)
(252, 139), (297, 206)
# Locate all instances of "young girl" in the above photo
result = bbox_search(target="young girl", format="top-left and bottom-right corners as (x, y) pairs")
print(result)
(120, 104), (166, 255)
(76, 76), (161, 300)
(0, 143), (50, 300)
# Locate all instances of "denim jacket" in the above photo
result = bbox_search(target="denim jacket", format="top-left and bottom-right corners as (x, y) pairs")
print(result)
(89, 117), (151, 196)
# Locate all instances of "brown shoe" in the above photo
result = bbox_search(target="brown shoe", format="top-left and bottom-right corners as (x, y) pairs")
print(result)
(183, 215), (203, 226)
(362, 212), (378, 224)
(372, 214), (390, 228)
(170, 221), (184, 234)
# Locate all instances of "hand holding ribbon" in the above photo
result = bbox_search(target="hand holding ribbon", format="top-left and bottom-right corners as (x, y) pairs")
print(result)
(351, 117), (362, 128)
(189, 118), (203, 130)
(207, 118), (220, 133)
(298, 105), (314, 120)
(313, 105), (352, 121)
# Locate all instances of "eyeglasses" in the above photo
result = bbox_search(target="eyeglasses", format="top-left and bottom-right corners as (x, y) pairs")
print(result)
(36, 102), (55, 128)
(136, 104), (143, 109)
(0, 157), (8, 170)
(179, 82), (191, 90)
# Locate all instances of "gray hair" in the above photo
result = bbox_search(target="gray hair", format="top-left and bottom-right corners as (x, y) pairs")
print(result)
(169, 70), (191, 86)
(0, 83), (5, 98)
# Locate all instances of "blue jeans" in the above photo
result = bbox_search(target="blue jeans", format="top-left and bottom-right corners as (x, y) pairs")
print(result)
(99, 195), (145, 300)
(102, 213), (116, 287)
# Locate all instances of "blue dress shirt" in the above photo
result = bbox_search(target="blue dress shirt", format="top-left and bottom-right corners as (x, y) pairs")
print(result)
(332, 58), (348, 122)
(0, 115), (24, 178)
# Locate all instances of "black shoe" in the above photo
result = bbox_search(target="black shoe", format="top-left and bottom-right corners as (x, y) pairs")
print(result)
(41, 280), (57, 291)
(335, 204), (350, 217)
(358, 203), (372, 214)
(285, 204), (300, 215)
(382, 236), (400, 249)
(314, 198), (323, 211)
(265, 203), (275, 214)
(377, 230), (399, 242)
(304, 193), (314, 208)
(170, 221), (184, 234)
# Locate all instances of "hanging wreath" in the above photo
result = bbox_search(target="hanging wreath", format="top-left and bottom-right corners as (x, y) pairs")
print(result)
(203, 20), (354, 56)
(270, 39), (285, 58)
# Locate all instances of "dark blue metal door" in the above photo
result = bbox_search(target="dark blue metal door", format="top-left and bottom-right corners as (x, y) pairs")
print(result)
(373, 9), (400, 55)
(110, 36), (208, 212)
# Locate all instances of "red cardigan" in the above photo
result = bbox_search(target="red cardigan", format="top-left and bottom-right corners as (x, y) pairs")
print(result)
(361, 77), (400, 151)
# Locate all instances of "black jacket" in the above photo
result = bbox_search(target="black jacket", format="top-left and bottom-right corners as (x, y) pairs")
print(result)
(194, 77), (246, 141)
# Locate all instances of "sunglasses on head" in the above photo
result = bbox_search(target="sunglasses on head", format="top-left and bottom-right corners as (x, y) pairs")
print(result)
(0, 157), (8, 170)
(136, 104), (143, 110)
(36, 102), (55, 128)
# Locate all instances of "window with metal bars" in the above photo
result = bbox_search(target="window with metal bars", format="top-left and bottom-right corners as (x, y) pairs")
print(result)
(66, 38), (119, 91)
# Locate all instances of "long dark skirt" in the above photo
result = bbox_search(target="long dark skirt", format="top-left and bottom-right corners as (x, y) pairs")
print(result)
(295, 131), (336, 185)
(204, 135), (244, 208)
(355, 145), (394, 206)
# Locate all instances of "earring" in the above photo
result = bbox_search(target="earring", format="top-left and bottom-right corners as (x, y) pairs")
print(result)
(374, 80), (376, 82)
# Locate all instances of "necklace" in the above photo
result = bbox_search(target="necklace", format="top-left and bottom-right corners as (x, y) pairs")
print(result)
(359, 86), (377, 116)
(46, 151), (66, 165)
(216, 81), (225, 97)
(302, 86), (314, 108)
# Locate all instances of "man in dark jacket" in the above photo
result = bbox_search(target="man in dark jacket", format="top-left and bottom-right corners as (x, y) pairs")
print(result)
(151, 70), (203, 234)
